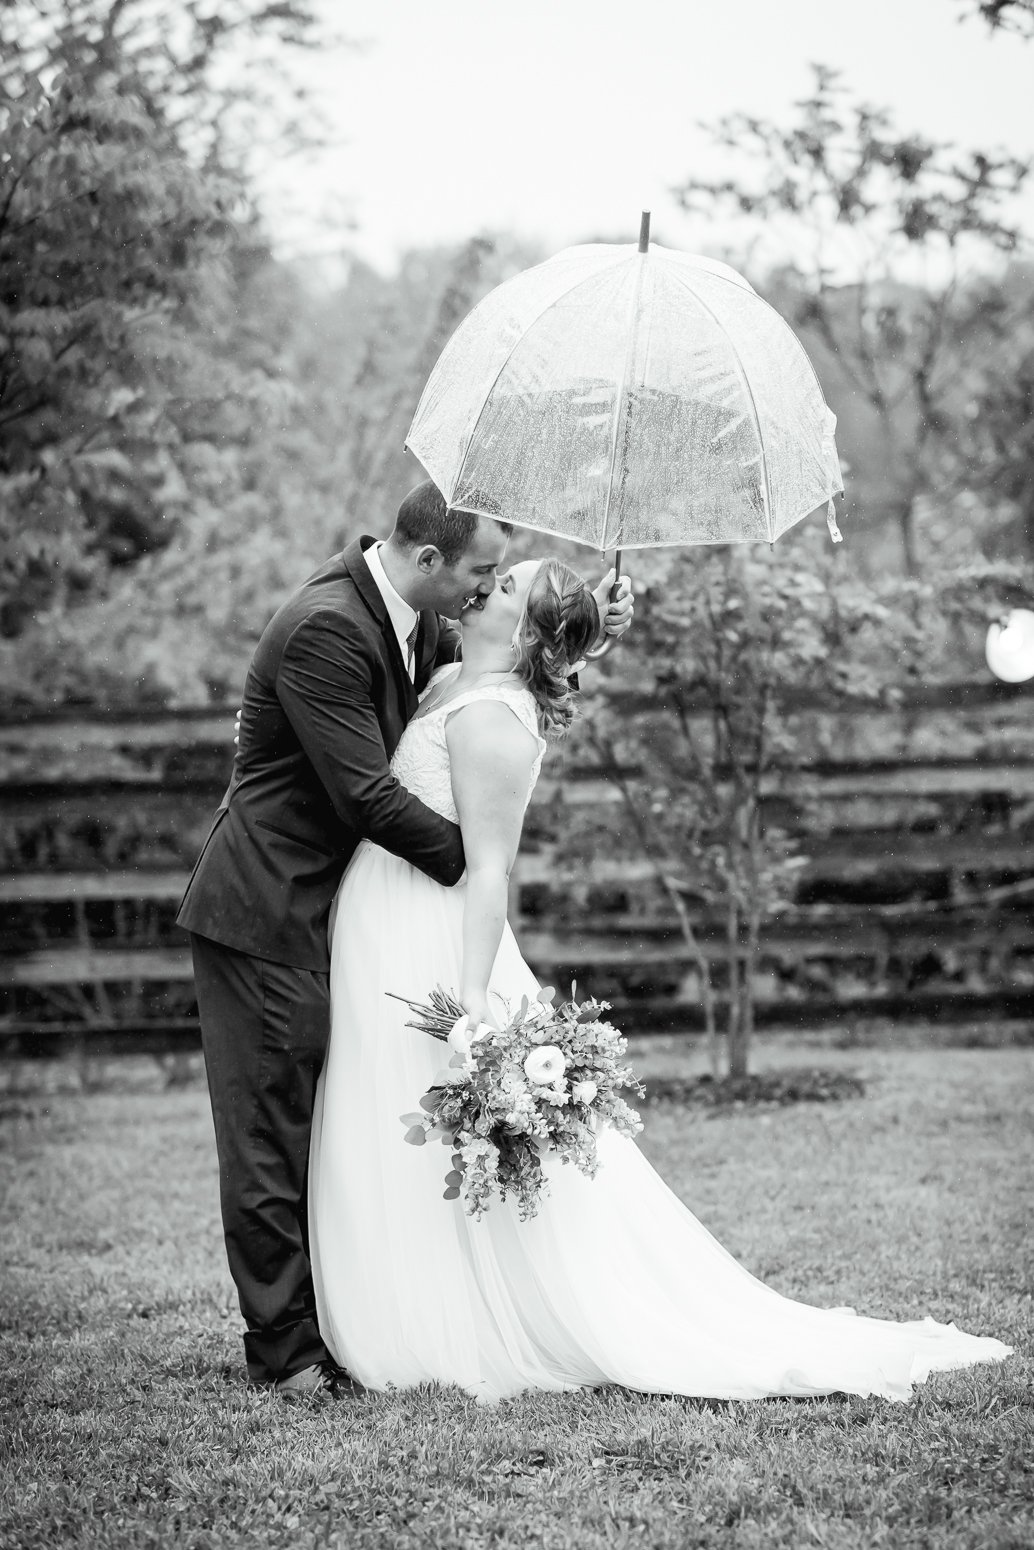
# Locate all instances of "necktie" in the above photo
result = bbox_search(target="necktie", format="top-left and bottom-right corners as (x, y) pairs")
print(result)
(405, 620), (419, 681)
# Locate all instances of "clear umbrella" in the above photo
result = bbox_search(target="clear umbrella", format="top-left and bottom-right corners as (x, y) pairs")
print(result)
(406, 215), (844, 569)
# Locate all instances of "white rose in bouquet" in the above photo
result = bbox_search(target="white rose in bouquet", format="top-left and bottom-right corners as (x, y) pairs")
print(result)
(523, 1045), (567, 1086)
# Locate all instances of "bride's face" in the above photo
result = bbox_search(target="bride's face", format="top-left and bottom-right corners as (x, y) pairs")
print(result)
(461, 559), (541, 645)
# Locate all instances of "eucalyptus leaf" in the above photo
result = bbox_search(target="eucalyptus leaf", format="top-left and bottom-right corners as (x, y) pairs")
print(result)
(444, 1170), (463, 1187)
(537, 986), (556, 1004)
(399, 1112), (427, 1127)
(403, 1126), (427, 1147)
(443, 1186), (461, 1201)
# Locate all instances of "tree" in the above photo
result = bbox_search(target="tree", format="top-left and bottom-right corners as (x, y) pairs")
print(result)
(673, 66), (1030, 574)
(961, 0), (1034, 37)
(1, 0), (328, 178)
(559, 537), (1033, 1080)
(0, 231), (544, 706)
(947, 263), (1034, 556)
(0, 0), (329, 654)
(0, 62), (231, 635)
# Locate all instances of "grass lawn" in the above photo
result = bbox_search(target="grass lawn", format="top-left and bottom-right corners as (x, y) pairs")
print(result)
(1, 1042), (1031, 1549)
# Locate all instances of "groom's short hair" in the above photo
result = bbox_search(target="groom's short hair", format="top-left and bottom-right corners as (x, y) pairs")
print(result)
(394, 480), (511, 566)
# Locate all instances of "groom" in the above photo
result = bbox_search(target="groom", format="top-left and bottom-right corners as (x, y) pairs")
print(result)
(178, 479), (632, 1399)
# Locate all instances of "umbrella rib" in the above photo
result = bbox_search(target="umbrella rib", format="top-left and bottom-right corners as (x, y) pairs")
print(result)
(449, 264), (633, 514)
(665, 265), (776, 543)
(600, 259), (649, 551)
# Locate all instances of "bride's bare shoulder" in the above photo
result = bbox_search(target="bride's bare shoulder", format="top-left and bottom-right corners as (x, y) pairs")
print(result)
(447, 692), (537, 740)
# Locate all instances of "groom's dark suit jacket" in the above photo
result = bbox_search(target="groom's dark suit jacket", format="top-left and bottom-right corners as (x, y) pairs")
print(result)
(176, 536), (466, 972)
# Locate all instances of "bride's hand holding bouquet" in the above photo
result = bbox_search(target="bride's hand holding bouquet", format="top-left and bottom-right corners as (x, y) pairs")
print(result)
(458, 984), (498, 1039)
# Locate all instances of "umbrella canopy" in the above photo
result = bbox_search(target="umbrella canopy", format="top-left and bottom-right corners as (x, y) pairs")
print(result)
(406, 238), (844, 553)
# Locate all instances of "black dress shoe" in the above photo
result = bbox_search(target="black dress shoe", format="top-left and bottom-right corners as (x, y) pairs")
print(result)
(321, 1359), (366, 1397)
(274, 1360), (365, 1401)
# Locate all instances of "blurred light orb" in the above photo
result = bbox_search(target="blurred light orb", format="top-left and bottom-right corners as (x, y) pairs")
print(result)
(985, 608), (1034, 683)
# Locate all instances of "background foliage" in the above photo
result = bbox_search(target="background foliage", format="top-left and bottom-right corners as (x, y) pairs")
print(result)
(2, 0), (1033, 1068)
(2, 3), (1032, 710)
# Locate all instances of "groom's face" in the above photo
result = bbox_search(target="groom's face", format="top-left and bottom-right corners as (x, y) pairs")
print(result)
(433, 519), (511, 619)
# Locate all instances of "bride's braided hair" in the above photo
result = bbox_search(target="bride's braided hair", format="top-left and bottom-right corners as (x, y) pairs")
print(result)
(512, 559), (601, 740)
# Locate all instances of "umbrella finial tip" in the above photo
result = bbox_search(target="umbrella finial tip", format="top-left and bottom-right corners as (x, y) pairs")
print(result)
(638, 212), (651, 253)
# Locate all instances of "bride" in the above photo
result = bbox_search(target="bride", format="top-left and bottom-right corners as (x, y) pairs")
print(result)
(309, 557), (1011, 1404)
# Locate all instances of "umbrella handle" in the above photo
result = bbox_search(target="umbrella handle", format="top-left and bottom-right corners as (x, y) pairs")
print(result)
(586, 549), (625, 661)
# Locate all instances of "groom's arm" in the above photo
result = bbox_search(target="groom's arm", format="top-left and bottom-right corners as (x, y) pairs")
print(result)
(276, 610), (465, 886)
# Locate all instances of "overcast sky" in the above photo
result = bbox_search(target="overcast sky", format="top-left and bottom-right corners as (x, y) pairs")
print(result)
(262, 0), (1034, 270)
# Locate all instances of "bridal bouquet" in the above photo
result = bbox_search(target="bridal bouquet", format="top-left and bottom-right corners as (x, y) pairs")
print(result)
(390, 984), (644, 1221)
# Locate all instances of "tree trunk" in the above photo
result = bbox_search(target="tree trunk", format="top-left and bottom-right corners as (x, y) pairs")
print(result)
(706, 981), (722, 1080)
(736, 879), (762, 1081)
(732, 814), (764, 1080)
(725, 896), (740, 1078)
(727, 924), (750, 1079)
(726, 804), (754, 1079)
(897, 494), (919, 576)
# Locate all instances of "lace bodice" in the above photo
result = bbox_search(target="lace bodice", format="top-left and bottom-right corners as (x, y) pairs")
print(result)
(391, 665), (546, 824)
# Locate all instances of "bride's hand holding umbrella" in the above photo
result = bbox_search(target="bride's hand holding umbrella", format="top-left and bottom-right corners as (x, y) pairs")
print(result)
(592, 566), (634, 648)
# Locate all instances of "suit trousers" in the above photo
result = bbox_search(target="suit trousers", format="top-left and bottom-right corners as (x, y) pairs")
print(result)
(189, 932), (332, 1384)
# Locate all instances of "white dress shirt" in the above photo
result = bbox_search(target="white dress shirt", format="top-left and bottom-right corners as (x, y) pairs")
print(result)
(365, 541), (419, 680)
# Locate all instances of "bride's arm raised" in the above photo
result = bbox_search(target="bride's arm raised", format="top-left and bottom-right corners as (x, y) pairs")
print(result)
(446, 700), (539, 1029)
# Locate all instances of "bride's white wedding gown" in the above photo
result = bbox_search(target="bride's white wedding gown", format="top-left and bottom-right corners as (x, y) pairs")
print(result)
(309, 669), (1011, 1404)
